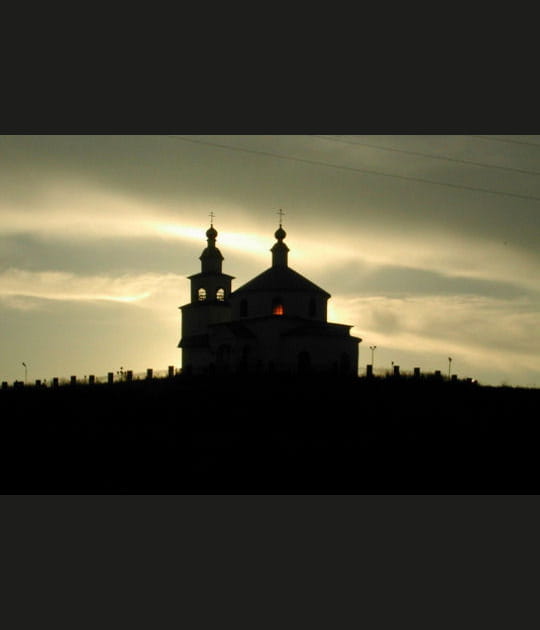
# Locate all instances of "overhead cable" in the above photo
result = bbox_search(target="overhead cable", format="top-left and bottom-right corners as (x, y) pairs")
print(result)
(167, 135), (540, 203)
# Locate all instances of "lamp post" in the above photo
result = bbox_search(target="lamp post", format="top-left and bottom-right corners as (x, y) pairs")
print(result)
(22, 362), (27, 384)
(369, 345), (377, 368)
(448, 357), (452, 380)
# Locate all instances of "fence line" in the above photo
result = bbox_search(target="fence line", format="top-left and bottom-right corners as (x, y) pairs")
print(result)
(1, 366), (180, 390)
(1, 364), (477, 391)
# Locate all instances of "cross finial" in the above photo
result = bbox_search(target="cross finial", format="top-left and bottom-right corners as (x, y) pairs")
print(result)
(277, 208), (285, 226)
(209, 211), (215, 225)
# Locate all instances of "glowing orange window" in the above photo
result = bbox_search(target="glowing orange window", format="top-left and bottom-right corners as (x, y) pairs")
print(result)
(272, 303), (284, 315)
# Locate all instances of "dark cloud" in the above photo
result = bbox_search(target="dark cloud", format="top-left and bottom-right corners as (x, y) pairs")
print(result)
(318, 264), (530, 300)
(0, 234), (202, 275)
(2, 135), (539, 255)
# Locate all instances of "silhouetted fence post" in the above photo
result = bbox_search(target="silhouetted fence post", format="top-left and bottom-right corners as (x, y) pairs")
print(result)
(146, 368), (153, 380)
(434, 370), (442, 380)
(107, 372), (114, 385)
(413, 367), (421, 378)
(35, 380), (41, 387)
(1, 381), (8, 390)
(451, 374), (458, 382)
(89, 375), (95, 385)
(366, 364), (373, 378)
(393, 365), (400, 377)
(168, 365), (175, 378)
(53, 377), (59, 388)
(126, 370), (133, 382)
(70, 375), (77, 386)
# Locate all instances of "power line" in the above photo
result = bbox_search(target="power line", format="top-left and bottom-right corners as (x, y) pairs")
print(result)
(311, 134), (540, 177)
(167, 135), (540, 203)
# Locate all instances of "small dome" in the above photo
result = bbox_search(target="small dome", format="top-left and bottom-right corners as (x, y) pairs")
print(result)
(206, 226), (218, 239)
(275, 226), (286, 241)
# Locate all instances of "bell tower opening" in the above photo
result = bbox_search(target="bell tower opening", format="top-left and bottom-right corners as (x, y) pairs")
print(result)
(186, 220), (234, 305)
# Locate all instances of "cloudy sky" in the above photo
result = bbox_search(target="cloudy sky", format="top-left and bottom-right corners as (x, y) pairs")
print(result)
(1, 134), (539, 386)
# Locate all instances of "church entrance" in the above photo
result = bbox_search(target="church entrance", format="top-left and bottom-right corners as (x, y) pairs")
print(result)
(298, 351), (311, 374)
(238, 344), (252, 373)
(217, 344), (232, 371)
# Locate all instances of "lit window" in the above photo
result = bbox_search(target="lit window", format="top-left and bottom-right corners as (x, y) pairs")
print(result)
(216, 288), (225, 301)
(272, 298), (284, 316)
(198, 288), (206, 301)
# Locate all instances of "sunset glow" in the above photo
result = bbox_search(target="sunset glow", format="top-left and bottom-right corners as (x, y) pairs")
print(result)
(1, 134), (539, 386)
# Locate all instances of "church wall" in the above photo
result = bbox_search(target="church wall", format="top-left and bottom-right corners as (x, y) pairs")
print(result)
(231, 291), (327, 322)
(181, 303), (232, 338)
(239, 318), (284, 367)
(208, 317), (359, 375)
(210, 327), (261, 373)
(181, 347), (213, 375)
(278, 334), (359, 375)
(183, 322), (359, 376)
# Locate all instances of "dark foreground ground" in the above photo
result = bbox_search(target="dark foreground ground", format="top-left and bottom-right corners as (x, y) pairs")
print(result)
(1, 374), (539, 493)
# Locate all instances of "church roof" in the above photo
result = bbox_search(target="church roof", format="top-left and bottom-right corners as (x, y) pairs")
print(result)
(282, 320), (360, 340)
(209, 321), (257, 338)
(178, 333), (209, 348)
(231, 266), (331, 297)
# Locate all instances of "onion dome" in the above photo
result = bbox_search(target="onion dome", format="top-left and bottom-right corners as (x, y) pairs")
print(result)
(200, 222), (223, 273)
(274, 226), (286, 241)
(271, 223), (289, 267)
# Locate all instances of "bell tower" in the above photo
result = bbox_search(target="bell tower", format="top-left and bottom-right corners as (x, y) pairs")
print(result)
(178, 220), (234, 371)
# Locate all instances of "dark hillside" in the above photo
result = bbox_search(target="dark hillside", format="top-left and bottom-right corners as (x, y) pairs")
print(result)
(1, 375), (539, 493)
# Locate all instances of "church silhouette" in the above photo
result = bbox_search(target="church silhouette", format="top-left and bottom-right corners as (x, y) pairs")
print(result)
(179, 219), (361, 375)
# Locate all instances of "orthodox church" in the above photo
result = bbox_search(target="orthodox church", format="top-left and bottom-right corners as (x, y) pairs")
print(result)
(178, 219), (361, 375)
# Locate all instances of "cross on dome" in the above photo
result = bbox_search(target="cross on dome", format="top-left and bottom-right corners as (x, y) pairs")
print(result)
(272, 211), (289, 267)
(274, 209), (287, 243)
(206, 212), (218, 240)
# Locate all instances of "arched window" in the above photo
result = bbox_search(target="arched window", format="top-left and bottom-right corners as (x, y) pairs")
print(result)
(198, 288), (207, 301)
(240, 299), (248, 317)
(216, 288), (225, 301)
(272, 297), (284, 316)
(309, 297), (316, 317)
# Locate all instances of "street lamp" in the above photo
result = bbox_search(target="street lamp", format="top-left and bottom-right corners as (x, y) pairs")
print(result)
(369, 345), (377, 367)
(448, 357), (452, 379)
(22, 362), (27, 384)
